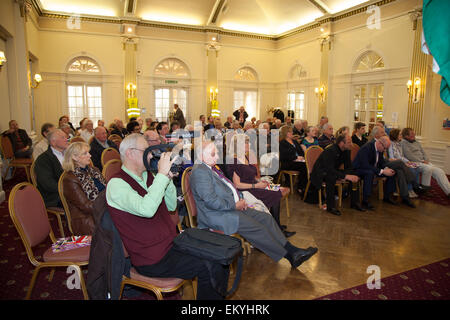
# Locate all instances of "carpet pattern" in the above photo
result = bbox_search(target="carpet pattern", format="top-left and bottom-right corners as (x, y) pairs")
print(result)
(417, 175), (450, 207)
(0, 168), (179, 300)
(316, 258), (450, 300)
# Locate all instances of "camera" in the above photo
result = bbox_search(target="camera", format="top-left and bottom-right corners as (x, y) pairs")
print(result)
(143, 143), (188, 175)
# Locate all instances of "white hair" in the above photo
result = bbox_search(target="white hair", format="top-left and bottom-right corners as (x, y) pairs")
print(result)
(119, 133), (144, 162)
(322, 123), (332, 131)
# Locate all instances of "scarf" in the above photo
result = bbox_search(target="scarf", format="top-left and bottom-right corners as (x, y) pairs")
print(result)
(73, 165), (106, 201)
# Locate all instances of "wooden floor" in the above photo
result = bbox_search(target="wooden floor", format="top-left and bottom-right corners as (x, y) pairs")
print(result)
(182, 193), (450, 300)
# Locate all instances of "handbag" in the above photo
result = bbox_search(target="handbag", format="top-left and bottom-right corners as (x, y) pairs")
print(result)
(242, 191), (271, 214)
(173, 228), (243, 297)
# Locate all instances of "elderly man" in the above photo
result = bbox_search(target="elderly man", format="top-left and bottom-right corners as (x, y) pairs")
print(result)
(401, 128), (450, 197)
(318, 123), (335, 149)
(106, 134), (230, 300)
(368, 125), (386, 141)
(90, 126), (119, 171)
(190, 141), (318, 269)
(111, 118), (128, 139)
(2, 120), (33, 158)
(353, 136), (418, 209)
(173, 104), (186, 128)
(292, 120), (305, 138)
(271, 119), (282, 130)
(224, 116), (233, 130)
(32, 123), (55, 160)
(34, 129), (68, 208)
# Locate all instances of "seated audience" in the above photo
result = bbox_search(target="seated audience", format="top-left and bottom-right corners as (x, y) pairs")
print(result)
(90, 126), (119, 171)
(271, 119), (282, 130)
(76, 117), (88, 133)
(300, 126), (319, 152)
(106, 134), (230, 300)
(224, 116), (233, 129)
(170, 121), (180, 133)
(318, 123), (335, 149)
(279, 125), (308, 195)
(62, 142), (106, 235)
(317, 116), (329, 136)
(367, 125), (386, 141)
(226, 134), (294, 237)
(292, 120), (305, 138)
(156, 122), (169, 143)
(126, 120), (141, 135)
(190, 140), (318, 269)
(310, 134), (363, 215)
(401, 127), (450, 197)
(352, 122), (368, 147)
(335, 126), (350, 137)
(284, 116), (293, 126)
(60, 123), (74, 140)
(352, 136), (419, 210)
(143, 117), (153, 132)
(388, 129), (422, 198)
(34, 129), (68, 207)
(80, 119), (95, 142)
(204, 116), (215, 131)
(33, 123), (55, 160)
(2, 120), (33, 158)
(110, 119), (128, 139)
(59, 115), (76, 136)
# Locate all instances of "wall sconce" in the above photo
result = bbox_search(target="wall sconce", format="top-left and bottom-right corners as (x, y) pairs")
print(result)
(406, 77), (421, 103)
(126, 82), (136, 98)
(315, 85), (326, 103)
(209, 87), (218, 102)
(30, 73), (42, 89)
(0, 51), (6, 71)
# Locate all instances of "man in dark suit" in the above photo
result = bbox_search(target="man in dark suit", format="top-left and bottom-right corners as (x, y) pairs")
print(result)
(233, 106), (248, 127)
(110, 119), (128, 139)
(172, 104), (186, 128)
(34, 129), (68, 208)
(352, 136), (416, 210)
(2, 120), (33, 158)
(190, 141), (318, 269)
(90, 126), (119, 171)
(310, 134), (364, 216)
(318, 123), (335, 149)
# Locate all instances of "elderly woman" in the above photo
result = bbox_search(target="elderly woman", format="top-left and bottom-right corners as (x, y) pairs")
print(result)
(279, 125), (308, 195)
(226, 134), (294, 237)
(62, 142), (107, 235)
(80, 119), (94, 142)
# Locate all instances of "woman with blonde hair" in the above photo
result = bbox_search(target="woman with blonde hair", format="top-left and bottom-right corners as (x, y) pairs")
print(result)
(279, 125), (308, 195)
(62, 142), (107, 235)
(300, 126), (319, 152)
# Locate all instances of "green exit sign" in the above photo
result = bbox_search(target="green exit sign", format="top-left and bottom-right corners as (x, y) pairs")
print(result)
(165, 80), (178, 84)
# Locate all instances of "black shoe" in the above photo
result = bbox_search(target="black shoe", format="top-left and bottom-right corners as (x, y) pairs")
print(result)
(327, 208), (341, 216)
(351, 203), (367, 212)
(288, 247), (318, 269)
(283, 230), (296, 238)
(402, 198), (416, 208)
(362, 201), (375, 211)
(413, 184), (427, 195)
(420, 184), (432, 191)
(383, 197), (398, 205)
(280, 225), (287, 231)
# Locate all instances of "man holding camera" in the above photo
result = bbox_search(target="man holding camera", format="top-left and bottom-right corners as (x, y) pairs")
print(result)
(106, 133), (229, 300)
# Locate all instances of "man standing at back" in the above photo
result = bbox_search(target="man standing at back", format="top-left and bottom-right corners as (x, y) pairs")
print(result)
(173, 104), (186, 129)
(34, 129), (68, 208)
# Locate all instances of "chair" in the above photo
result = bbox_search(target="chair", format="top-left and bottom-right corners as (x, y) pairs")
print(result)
(276, 170), (300, 195)
(101, 147), (121, 168)
(70, 136), (85, 143)
(0, 135), (32, 182)
(108, 134), (123, 148)
(8, 182), (89, 299)
(88, 136), (95, 145)
(30, 161), (68, 238)
(58, 171), (75, 235)
(118, 210), (197, 300)
(102, 159), (122, 182)
(350, 143), (360, 162)
(181, 167), (252, 257)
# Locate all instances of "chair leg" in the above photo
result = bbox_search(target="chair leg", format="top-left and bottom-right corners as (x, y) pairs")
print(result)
(285, 196), (290, 218)
(48, 268), (55, 282)
(24, 166), (31, 183)
(26, 266), (42, 299)
(303, 181), (310, 201)
(318, 188), (322, 209)
(55, 214), (65, 238)
(192, 278), (198, 300)
(75, 265), (89, 300)
(378, 181), (384, 200)
(338, 185), (343, 209)
(276, 172), (282, 184)
(289, 175), (294, 194)
(118, 278), (126, 299)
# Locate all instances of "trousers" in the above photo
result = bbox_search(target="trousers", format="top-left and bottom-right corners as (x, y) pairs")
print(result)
(417, 162), (450, 195)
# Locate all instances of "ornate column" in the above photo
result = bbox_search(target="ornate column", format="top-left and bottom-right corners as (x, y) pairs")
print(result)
(317, 23), (333, 119)
(122, 26), (139, 120)
(206, 33), (220, 117)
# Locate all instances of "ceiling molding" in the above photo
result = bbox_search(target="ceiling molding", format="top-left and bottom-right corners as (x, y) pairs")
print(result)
(33, 0), (399, 42)
(207, 0), (226, 25)
(308, 0), (330, 14)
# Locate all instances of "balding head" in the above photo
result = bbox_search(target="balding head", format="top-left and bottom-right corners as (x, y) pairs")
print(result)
(375, 135), (391, 152)
(94, 126), (107, 143)
(48, 129), (69, 152)
(143, 130), (161, 147)
(197, 140), (219, 166)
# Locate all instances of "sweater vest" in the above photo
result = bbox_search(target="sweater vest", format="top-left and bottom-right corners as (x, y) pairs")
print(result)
(107, 169), (177, 267)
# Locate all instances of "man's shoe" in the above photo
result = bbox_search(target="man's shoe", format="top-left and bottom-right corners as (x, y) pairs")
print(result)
(289, 247), (318, 269)
(402, 198), (416, 208)
(421, 184), (432, 191)
(362, 201), (375, 211)
(283, 230), (296, 238)
(327, 208), (341, 216)
(383, 197), (398, 205)
(351, 203), (367, 212)
(280, 225), (287, 231)
(413, 184), (427, 195)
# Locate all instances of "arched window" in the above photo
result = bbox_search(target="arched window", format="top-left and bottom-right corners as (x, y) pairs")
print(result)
(233, 67), (258, 120)
(354, 51), (384, 72)
(153, 58), (190, 121)
(352, 51), (385, 131)
(154, 58), (189, 77)
(234, 66), (258, 81)
(66, 56), (102, 127)
(67, 56), (100, 73)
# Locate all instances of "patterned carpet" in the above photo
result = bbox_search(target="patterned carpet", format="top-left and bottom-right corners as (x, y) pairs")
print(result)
(417, 175), (450, 207)
(316, 258), (450, 300)
(0, 168), (179, 300)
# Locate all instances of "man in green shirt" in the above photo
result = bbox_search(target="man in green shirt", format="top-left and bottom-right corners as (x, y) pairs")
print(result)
(106, 134), (229, 300)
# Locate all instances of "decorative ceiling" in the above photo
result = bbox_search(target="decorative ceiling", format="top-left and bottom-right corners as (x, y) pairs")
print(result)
(36, 0), (375, 37)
